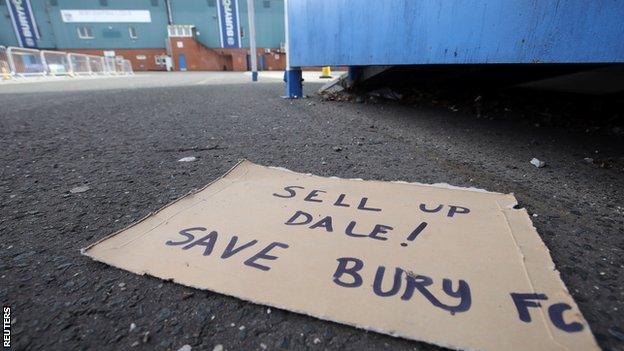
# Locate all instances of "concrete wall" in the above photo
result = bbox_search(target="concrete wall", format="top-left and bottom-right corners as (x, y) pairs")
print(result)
(287, 0), (624, 67)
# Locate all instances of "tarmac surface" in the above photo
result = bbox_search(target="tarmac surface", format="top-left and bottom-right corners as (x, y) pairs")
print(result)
(1, 72), (623, 350)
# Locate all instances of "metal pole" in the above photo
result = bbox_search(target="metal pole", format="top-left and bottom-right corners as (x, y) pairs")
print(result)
(247, 0), (258, 81)
(67, 53), (74, 76)
(164, 0), (173, 25)
(284, 0), (290, 72)
(283, 0), (302, 98)
(6, 47), (17, 76)
(40, 51), (49, 76)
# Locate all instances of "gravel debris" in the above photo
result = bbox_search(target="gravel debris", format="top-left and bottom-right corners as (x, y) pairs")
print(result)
(530, 158), (546, 168)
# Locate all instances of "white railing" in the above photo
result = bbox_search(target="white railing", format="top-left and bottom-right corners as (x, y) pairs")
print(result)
(121, 59), (134, 75)
(7, 47), (46, 77)
(87, 55), (105, 75)
(68, 53), (91, 76)
(0, 46), (10, 80)
(114, 58), (125, 74)
(103, 56), (117, 75)
(0, 47), (134, 81)
(40, 50), (71, 76)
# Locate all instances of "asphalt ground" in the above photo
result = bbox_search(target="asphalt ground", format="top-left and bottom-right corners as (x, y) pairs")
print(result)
(1, 72), (623, 351)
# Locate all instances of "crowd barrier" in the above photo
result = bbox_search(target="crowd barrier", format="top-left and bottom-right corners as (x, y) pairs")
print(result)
(68, 53), (92, 76)
(41, 50), (71, 76)
(0, 46), (133, 80)
(103, 57), (117, 74)
(0, 46), (10, 80)
(88, 55), (105, 75)
(7, 47), (46, 77)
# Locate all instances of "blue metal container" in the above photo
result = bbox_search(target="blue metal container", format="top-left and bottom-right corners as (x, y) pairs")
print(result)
(287, 0), (624, 66)
(283, 0), (624, 97)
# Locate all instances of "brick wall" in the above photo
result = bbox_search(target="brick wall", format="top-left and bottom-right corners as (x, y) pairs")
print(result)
(168, 37), (286, 72)
(258, 50), (287, 71)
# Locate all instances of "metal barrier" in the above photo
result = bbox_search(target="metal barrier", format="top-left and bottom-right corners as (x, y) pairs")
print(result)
(103, 57), (117, 75)
(7, 47), (46, 77)
(40, 50), (71, 76)
(0, 46), (10, 80)
(1, 47), (134, 79)
(114, 58), (125, 74)
(121, 59), (134, 75)
(87, 55), (105, 75)
(68, 53), (91, 76)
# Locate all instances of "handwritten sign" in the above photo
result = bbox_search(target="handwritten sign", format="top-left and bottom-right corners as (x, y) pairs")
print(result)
(83, 160), (598, 351)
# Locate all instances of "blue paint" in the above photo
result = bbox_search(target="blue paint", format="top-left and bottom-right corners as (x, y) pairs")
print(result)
(284, 68), (302, 98)
(287, 0), (624, 66)
(252, 71), (258, 81)
(217, 0), (242, 48)
(259, 54), (265, 70)
(178, 53), (187, 71)
(6, 0), (39, 48)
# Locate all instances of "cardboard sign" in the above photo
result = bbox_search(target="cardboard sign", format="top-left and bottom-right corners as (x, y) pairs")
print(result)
(83, 160), (598, 351)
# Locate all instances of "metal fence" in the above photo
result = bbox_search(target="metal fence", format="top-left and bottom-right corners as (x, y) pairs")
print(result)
(41, 50), (71, 76)
(87, 55), (105, 75)
(1, 46), (133, 80)
(0, 46), (10, 80)
(103, 57), (117, 75)
(7, 47), (46, 77)
(114, 58), (125, 74)
(68, 53), (92, 76)
(120, 59), (133, 75)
